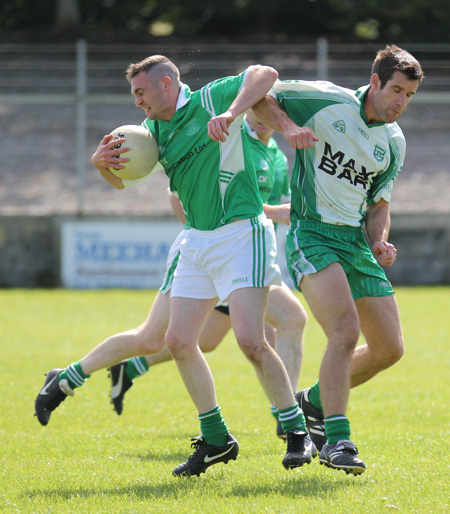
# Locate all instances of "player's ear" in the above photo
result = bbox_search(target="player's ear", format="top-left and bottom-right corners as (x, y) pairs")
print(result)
(161, 76), (172, 90)
(370, 73), (381, 90)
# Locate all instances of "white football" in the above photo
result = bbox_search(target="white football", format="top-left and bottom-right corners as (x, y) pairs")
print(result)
(108, 125), (159, 180)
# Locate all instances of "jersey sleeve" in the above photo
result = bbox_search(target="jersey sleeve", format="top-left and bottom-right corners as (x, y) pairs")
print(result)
(198, 67), (252, 117)
(268, 80), (356, 127)
(367, 126), (406, 204)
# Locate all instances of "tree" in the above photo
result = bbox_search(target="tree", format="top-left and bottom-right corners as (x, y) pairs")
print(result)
(55, 0), (81, 32)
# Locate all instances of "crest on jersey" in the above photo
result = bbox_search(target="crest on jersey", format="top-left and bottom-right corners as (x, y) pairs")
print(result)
(259, 159), (269, 171)
(374, 144), (386, 162)
(332, 120), (346, 133)
(185, 118), (201, 136)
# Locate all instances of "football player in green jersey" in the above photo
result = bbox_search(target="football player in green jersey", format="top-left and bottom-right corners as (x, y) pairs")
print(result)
(253, 45), (424, 475)
(108, 111), (307, 442)
(35, 55), (313, 477)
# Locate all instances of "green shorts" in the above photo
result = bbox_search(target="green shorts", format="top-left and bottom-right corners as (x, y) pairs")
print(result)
(286, 219), (394, 300)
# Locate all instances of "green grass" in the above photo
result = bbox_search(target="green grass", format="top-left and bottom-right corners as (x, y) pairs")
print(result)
(1, 287), (449, 513)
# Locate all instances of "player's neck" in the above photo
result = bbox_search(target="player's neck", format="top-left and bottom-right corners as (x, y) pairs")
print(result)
(257, 133), (272, 145)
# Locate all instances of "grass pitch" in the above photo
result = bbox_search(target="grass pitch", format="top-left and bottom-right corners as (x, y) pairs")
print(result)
(1, 287), (449, 513)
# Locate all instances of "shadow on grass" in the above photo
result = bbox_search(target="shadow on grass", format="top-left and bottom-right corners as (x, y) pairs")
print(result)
(23, 472), (365, 501)
(126, 431), (205, 463)
(133, 448), (193, 463)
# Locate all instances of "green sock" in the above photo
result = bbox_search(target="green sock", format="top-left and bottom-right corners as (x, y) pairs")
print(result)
(59, 361), (90, 389)
(324, 415), (351, 444)
(199, 405), (228, 447)
(278, 403), (306, 433)
(125, 357), (149, 381)
(308, 380), (323, 411)
(270, 405), (279, 421)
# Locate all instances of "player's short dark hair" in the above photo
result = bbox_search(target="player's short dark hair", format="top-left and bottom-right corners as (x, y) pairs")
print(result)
(372, 45), (424, 88)
(126, 55), (180, 86)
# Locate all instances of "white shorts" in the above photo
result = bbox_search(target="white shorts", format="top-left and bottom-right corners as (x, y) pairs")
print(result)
(171, 214), (281, 302)
(159, 228), (187, 295)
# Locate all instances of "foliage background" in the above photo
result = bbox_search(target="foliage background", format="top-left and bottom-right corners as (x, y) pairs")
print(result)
(2, 0), (450, 44)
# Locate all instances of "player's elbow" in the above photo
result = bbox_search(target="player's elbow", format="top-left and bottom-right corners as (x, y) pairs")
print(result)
(250, 64), (278, 84)
(265, 66), (279, 82)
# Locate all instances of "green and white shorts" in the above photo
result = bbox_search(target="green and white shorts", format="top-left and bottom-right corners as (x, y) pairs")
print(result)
(159, 228), (187, 295)
(286, 219), (394, 300)
(172, 214), (281, 302)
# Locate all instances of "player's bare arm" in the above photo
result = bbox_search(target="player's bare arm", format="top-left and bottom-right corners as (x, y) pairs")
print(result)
(207, 65), (278, 142)
(252, 96), (319, 149)
(169, 193), (187, 225)
(365, 199), (397, 267)
(91, 134), (129, 189)
(263, 203), (291, 225)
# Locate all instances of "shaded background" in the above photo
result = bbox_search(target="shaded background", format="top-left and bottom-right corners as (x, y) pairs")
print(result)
(2, 0), (450, 44)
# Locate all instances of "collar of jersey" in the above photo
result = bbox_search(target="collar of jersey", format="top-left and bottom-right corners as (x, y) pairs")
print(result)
(243, 116), (277, 151)
(175, 83), (191, 112)
(243, 117), (260, 141)
(356, 84), (386, 128)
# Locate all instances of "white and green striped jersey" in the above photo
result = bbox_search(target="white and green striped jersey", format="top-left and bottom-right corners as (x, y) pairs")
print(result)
(142, 69), (263, 231)
(269, 80), (406, 227)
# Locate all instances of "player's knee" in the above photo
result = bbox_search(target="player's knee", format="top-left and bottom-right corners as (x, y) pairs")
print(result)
(139, 337), (165, 355)
(236, 334), (267, 364)
(199, 339), (221, 353)
(132, 327), (165, 354)
(165, 330), (192, 358)
(330, 318), (360, 354)
(283, 307), (308, 332)
(265, 324), (277, 349)
(164, 330), (180, 354)
(377, 338), (405, 369)
(271, 305), (307, 333)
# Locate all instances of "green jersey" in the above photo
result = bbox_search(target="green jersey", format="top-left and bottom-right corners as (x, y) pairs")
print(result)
(268, 144), (290, 206)
(270, 80), (406, 227)
(142, 70), (263, 230)
(243, 118), (290, 205)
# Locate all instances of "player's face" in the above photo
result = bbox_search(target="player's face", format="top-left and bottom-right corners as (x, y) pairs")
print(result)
(246, 110), (273, 136)
(367, 71), (419, 124)
(246, 110), (274, 144)
(131, 71), (174, 121)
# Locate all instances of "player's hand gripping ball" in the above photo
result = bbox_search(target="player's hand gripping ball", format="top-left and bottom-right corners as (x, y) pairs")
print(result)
(108, 125), (159, 180)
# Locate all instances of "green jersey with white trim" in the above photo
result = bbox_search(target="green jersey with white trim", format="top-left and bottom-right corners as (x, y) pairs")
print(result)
(270, 80), (406, 227)
(243, 118), (289, 205)
(142, 70), (263, 231)
(268, 144), (290, 206)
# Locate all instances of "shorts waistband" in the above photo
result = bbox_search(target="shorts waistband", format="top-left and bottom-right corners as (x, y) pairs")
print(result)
(294, 218), (363, 234)
(189, 213), (267, 238)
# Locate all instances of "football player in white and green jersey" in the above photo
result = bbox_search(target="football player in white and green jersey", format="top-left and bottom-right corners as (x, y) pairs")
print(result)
(89, 56), (311, 476)
(254, 44), (424, 475)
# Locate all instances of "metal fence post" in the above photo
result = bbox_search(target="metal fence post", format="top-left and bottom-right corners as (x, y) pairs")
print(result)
(76, 39), (87, 214)
(317, 37), (328, 80)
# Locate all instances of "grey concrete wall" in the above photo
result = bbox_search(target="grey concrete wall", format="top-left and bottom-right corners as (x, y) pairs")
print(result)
(0, 215), (60, 288)
(386, 213), (450, 285)
(0, 213), (449, 288)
